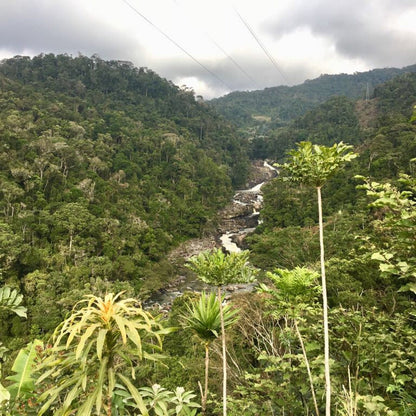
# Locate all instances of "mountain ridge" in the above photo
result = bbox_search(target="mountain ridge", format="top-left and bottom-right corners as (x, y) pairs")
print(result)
(209, 63), (416, 127)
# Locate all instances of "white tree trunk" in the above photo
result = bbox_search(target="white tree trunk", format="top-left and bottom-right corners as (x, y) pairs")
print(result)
(218, 286), (227, 416)
(317, 186), (331, 415)
(202, 343), (209, 415)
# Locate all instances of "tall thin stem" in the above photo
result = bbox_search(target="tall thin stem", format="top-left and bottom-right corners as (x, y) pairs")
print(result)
(201, 342), (209, 416)
(218, 285), (227, 416)
(317, 186), (331, 415)
(294, 319), (319, 416)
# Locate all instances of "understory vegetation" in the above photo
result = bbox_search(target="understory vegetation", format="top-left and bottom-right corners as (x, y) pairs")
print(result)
(1, 54), (416, 415)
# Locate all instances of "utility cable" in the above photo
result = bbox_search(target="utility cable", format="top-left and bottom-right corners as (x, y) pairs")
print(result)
(233, 6), (288, 84)
(171, 0), (261, 89)
(119, 0), (233, 90)
(206, 37), (260, 89)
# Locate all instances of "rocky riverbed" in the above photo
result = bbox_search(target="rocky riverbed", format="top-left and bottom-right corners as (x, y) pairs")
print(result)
(144, 160), (277, 310)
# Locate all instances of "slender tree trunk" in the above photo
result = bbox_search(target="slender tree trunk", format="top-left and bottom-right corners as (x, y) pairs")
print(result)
(201, 342), (210, 416)
(217, 285), (227, 416)
(294, 319), (320, 416)
(317, 186), (331, 415)
(106, 394), (112, 416)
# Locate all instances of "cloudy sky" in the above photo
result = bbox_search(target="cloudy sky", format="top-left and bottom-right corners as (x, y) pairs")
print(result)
(1, 0), (416, 99)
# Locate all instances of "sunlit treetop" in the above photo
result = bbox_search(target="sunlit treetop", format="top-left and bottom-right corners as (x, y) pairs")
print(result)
(277, 141), (357, 188)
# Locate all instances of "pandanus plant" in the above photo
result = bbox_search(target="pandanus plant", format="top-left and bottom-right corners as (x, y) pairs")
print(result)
(183, 291), (238, 415)
(186, 249), (257, 416)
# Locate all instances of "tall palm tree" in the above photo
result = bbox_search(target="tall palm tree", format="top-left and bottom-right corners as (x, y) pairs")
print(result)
(277, 141), (357, 415)
(36, 292), (173, 416)
(183, 291), (238, 415)
(186, 249), (257, 416)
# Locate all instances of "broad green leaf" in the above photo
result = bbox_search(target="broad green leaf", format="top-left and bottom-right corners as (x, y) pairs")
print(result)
(6, 339), (43, 399)
(118, 373), (149, 415)
(371, 252), (386, 262)
(0, 382), (10, 404)
(398, 282), (416, 294)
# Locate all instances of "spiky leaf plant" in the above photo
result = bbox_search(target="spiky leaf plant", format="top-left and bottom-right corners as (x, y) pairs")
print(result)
(36, 292), (174, 416)
(183, 291), (238, 415)
(186, 249), (256, 416)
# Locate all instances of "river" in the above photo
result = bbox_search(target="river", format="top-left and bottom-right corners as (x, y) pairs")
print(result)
(144, 160), (277, 310)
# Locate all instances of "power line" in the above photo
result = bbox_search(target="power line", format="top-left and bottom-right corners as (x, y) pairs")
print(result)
(171, 0), (261, 89)
(208, 37), (261, 89)
(119, 0), (232, 90)
(233, 6), (288, 84)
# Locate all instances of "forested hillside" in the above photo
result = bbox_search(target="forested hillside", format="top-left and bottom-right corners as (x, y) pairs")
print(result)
(1, 56), (416, 415)
(249, 71), (416, 270)
(0, 54), (249, 335)
(210, 64), (416, 128)
(239, 71), (416, 415)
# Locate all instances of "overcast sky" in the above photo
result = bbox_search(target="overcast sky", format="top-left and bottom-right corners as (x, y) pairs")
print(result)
(1, 0), (415, 99)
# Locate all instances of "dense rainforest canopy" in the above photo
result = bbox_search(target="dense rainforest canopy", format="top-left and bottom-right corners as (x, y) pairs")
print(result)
(0, 54), (250, 333)
(210, 64), (416, 128)
(1, 54), (416, 415)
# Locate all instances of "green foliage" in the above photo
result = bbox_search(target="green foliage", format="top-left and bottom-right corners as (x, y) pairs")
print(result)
(182, 291), (239, 415)
(35, 292), (173, 415)
(211, 64), (416, 129)
(374, 72), (416, 118)
(410, 105), (416, 124)
(0, 53), (251, 345)
(277, 141), (357, 188)
(5, 339), (42, 401)
(222, 73), (416, 415)
(186, 249), (257, 287)
(264, 267), (320, 303)
(223, 295), (416, 415)
(183, 291), (238, 343)
(277, 140), (357, 415)
(357, 174), (416, 295)
(139, 384), (200, 416)
(0, 286), (27, 318)
(186, 249), (257, 415)
(1, 54), (416, 416)
(0, 285), (28, 409)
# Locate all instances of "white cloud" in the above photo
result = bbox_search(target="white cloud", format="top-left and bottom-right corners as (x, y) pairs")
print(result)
(0, 0), (415, 98)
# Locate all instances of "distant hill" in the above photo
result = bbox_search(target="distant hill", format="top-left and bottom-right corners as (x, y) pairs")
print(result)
(245, 71), (416, 162)
(209, 64), (416, 127)
(248, 69), (416, 277)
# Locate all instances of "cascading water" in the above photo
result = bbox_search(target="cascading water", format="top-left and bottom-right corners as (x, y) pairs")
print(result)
(144, 160), (277, 310)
